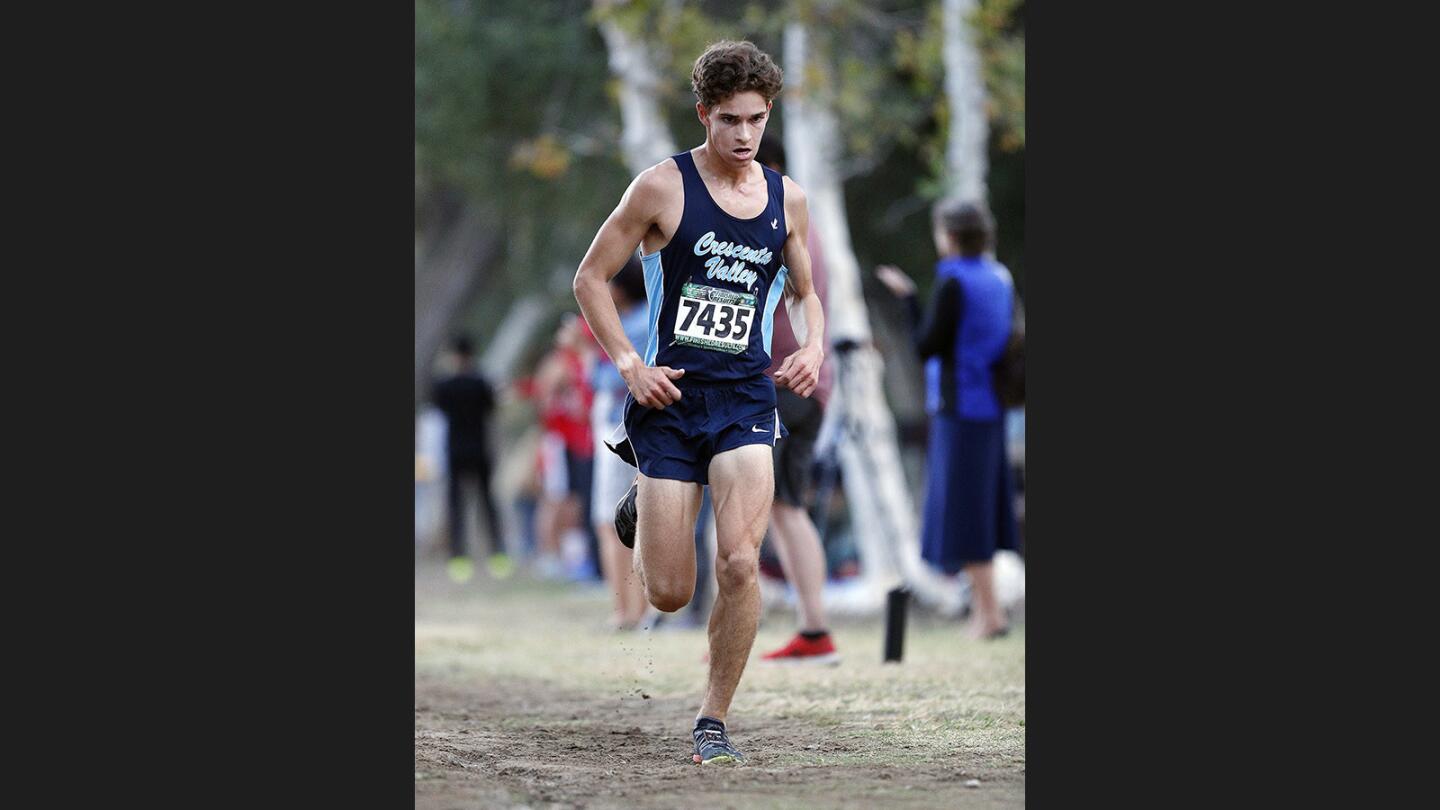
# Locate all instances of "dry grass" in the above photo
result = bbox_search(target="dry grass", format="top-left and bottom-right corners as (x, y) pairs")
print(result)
(416, 561), (1025, 808)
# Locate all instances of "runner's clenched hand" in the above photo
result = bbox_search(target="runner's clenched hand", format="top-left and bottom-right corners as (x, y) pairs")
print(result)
(621, 360), (686, 409)
(773, 342), (822, 399)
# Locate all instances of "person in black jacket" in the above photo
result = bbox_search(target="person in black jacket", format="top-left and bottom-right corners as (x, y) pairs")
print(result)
(431, 334), (508, 583)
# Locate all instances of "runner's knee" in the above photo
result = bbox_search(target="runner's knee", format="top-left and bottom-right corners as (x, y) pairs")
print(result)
(714, 545), (759, 591)
(647, 577), (694, 612)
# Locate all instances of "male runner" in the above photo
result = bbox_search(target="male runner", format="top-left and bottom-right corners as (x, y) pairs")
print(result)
(572, 40), (824, 766)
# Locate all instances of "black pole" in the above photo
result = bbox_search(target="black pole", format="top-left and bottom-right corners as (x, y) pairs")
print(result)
(883, 586), (909, 662)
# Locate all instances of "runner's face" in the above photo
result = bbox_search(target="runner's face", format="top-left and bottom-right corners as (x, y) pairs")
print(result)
(699, 91), (772, 167)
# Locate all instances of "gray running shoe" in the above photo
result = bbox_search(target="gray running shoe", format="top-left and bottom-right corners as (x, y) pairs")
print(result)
(692, 717), (744, 765)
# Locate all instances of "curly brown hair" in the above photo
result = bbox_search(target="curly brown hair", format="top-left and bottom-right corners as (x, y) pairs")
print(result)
(691, 40), (783, 109)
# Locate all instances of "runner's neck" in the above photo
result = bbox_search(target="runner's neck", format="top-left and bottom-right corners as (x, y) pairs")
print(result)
(693, 145), (760, 189)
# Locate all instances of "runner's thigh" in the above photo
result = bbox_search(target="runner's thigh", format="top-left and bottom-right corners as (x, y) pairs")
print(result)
(636, 473), (704, 570)
(707, 444), (775, 555)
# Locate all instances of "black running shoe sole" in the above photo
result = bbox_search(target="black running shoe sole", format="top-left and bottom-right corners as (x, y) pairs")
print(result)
(615, 478), (638, 549)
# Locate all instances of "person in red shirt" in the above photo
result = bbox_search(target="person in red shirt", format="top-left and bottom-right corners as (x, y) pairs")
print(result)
(525, 314), (597, 579)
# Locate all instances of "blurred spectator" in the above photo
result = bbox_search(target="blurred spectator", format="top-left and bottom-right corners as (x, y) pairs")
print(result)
(414, 406), (448, 552)
(754, 137), (840, 664)
(520, 314), (598, 580)
(588, 255), (652, 628)
(430, 333), (509, 583)
(876, 199), (1018, 639)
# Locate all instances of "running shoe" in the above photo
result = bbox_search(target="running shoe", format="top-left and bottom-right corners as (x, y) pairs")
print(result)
(615, 477), (639, 549)
(692, 717), (744, 765)
(760, 632), (841, 665)
(486, 553), (514, 579)
(446, 555), (474, 584)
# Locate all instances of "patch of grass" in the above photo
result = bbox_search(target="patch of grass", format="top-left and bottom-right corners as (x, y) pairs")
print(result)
(416, 562), (1025, 806)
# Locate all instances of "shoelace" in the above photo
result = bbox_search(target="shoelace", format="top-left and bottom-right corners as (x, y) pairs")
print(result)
(696, 727), (736, 755)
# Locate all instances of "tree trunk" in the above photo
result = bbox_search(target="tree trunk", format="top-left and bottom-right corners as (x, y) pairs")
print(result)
(595, 2), (678, 174)
(943, 0), (989, 203)
(784, 21), (962, 615)
(414, 202), (501, 406)
(596, 5), (727, 602)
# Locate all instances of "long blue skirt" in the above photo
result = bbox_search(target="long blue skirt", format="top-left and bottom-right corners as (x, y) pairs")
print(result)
(920, 413), (1017, 574)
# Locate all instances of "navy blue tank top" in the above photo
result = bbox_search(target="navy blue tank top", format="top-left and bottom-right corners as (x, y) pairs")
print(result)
(638, 151), (789, 384)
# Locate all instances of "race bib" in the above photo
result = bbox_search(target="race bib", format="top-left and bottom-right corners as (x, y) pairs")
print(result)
(672, 282), (756, 354)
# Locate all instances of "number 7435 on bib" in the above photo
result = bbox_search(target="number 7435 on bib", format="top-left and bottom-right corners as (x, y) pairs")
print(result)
(672, 282), (757, 355)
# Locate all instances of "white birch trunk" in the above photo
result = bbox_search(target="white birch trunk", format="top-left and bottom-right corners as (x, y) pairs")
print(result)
(784, 22), (963, 615)
(780, 25), (867, 348)
(943, 0), (988, 203)
(596, 4), (723, 600)
(595, 5), (678, 174)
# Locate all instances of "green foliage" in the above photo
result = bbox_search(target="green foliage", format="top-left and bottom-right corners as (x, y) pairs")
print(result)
(790, 0), (1025, 298)
(974, 0), (1025, 151)
(417, 0), (618, 197)
(415, 0), (1024, 360)
(416, 0), (633, 333)
(416, 0), (629, 231)
(592, 0), (746, 101)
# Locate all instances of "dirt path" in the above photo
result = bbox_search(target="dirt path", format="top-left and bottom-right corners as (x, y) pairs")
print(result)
(415, 562), (1025, 808)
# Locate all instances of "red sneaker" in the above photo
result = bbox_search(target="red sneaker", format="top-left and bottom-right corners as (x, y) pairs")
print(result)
(760, 633), (841, 665)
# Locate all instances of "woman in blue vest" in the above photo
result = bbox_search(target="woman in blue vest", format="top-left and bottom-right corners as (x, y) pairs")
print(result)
(877, 199), (1018, 639)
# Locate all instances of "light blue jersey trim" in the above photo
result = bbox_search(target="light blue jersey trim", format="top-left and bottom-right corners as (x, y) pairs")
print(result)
(640, 249), (664, 365)
(761, 264), (789, 357)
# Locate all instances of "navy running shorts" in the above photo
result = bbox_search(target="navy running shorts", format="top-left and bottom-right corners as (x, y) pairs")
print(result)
(605, 375), (788, 485)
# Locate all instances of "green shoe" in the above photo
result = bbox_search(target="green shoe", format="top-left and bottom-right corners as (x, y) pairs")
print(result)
(486, 553), (514, 579)
(447, 556), (474, 584)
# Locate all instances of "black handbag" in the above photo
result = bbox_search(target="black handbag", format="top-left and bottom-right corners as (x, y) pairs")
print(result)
(992, 292), (1025, 408)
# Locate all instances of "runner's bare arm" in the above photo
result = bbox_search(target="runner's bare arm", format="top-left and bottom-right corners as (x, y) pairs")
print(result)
(773, 177), (825, 399)
(573, 166), (687, 409)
